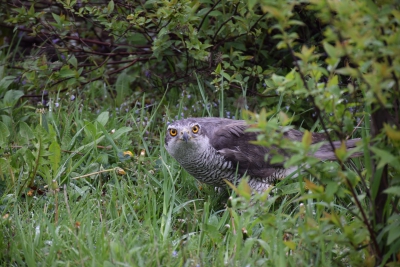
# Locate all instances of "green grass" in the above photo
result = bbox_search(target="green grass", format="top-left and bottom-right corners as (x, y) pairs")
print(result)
(0, 92), (376, 267)
(1, 0), (399, 264)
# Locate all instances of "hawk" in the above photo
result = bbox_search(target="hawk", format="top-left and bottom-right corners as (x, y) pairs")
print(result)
(164, 117), (362, 192)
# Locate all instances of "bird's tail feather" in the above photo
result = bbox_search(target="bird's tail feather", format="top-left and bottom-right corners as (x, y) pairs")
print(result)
(313, 138), (363, 160)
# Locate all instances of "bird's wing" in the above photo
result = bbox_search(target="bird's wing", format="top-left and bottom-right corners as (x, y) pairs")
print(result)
(208, 120), (361, 180)
(208, 120), (343, 179)
(209, 121), (286, 178)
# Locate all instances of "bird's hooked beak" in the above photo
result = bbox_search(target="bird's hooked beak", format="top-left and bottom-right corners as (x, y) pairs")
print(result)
(182, 131), (189, 143)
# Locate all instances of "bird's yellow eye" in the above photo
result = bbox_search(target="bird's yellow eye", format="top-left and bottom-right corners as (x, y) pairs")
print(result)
(169, 128), (177, 136)
(192, 125), (200, 134)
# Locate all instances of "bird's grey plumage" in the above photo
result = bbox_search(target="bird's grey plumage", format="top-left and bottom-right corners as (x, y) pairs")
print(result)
(164, 117), (362, 192)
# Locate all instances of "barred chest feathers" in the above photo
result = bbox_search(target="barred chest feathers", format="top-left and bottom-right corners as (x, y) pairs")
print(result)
(165, 135), (236, 186)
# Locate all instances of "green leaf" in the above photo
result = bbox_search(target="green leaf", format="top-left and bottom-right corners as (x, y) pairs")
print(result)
(283, 241), (296, 250)
(285, 154), (304, 167)
(384, 186), (400, 197)
(52, 13), (61, 25)
(285, 69), (296, 80)
(215, 63), (222, 75)
(324, 181), (339, 201)
(370, 146), (400, 171)
(48, 124), (58, 142)
(19, 121), (35, 142)
(271, 74), (285, 85)
(0, 158), (10, 179)
(49, 141), (61, 174)
(336, 67), (359, 77)
(270, 154), (284, 164)
(305, 179), (324, 194)
(3, 90), (24, 107)
(197, 8), (211, 16)
(111, 127), (132, 140)
(221, 71), (231, 81)
(327, 75), (339, 87)
(208, 10), (223, 16)
(96, 112), (109, 126)
(302, 130), (312, 148)
(384, 123), (400, 141)
(84, 121), (98, 138)
(0, 76), (16, 94)
(334, 141), (346, 161)
(0, 121), (10, 146)
(115, 72), (134, 106)
(59, 66), (76, 78)
(98, 123), (119, 153)
(386, 215), (400, 245)
(107, 0), (114, 14)
(68, 55), (78, 69)
(278, 182), (301, 195)
(323, 41), (338, 58)
(237, 178), (252, 200)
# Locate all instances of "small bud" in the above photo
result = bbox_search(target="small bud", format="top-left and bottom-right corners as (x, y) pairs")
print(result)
(115, 167), (126, 175)
(123, 151), (133, 158)
(177, 218), (186, 223)
(242, 227), (249, 240)
(51, 180), (59, 191)
(283, 233), (291, 241)
(27, 189), (34, 197)
(118, 151), (134, 161)
(220, 224), (230, 235)
(227, 196), (233, 208)
(36, 108), (46, 114)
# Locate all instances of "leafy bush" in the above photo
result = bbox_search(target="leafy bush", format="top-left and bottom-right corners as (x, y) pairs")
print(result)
(250, 1), (400, 265)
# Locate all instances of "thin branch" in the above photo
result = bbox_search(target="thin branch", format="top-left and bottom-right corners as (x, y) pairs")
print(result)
(249, 13), (267, 32)
(0, 23), (151, 49)
(79, 58), (140, 86)
(67, 48), (152, 57)
(197, 0), (222, 31)
(346, 116), (364, 140)
(47, 57), (147, 90)
(212, 4), (238, 43)
(212, 17), (233, 43)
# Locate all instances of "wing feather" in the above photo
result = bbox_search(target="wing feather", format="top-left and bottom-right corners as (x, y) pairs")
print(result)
(208, 120), (344, 179)
(209, 121), (287, 178)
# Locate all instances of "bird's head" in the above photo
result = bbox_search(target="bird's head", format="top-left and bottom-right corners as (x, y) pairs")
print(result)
(165, 120), (208, 158)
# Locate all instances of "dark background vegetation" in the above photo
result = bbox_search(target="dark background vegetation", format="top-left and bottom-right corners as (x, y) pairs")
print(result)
(0, 0), (399, 266)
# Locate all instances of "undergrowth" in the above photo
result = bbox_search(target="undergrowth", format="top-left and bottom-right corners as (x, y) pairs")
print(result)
(0, 90), (373, 267)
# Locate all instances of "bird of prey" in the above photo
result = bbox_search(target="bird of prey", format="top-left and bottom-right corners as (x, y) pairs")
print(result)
(165, 117), (362, 192)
